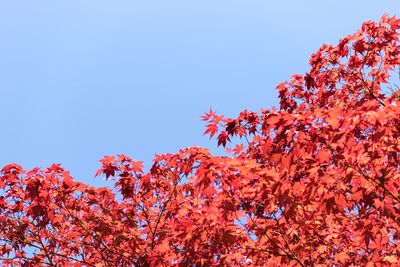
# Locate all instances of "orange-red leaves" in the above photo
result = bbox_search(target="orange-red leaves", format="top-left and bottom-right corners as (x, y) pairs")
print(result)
(334, 251), (349, 264)
(99, 155), (116, 165)
(131, 161), (144, 173)
(383, 255), (398, 264)
(316, 149), (331, 163)
(204, 122), (219, 138)
(326, 110), (342, 128)
(266, 114), (280, 125)
(280, 154), (293, 170)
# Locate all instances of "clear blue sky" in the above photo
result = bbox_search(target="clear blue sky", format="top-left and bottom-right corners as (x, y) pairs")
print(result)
(0, 1), (398, 186)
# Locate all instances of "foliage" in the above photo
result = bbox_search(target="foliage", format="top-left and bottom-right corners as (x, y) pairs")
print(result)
(1, 15), (400, 266)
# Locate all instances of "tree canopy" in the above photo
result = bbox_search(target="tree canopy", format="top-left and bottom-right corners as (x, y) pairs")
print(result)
(1, 14), (399, 266)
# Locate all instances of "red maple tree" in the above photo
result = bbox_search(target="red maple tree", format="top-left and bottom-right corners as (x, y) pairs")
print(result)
(1, 14), (399, 266)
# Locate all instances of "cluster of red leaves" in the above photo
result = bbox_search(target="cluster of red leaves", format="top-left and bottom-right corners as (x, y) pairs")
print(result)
(1, 14), (400, 266)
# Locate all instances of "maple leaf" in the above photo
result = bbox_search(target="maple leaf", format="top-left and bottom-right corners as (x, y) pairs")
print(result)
(204, 122), (219, 138)
(217, 131), (230, 147)
(99, 155), (116, 165)
(316, 149), (331, 163)
(132, 161), (144, 173)
(201, 108), (217, 121)
(383, 255), (398, 264)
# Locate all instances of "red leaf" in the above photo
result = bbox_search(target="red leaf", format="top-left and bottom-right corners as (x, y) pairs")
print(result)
(217, 131), (230, 147)
(316, 149), (331, 163)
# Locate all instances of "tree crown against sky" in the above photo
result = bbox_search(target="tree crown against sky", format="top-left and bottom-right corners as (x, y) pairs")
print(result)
(0, 14), (400, 267)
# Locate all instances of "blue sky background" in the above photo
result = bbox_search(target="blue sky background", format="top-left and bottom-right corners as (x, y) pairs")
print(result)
(0, 1), (399, 187)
